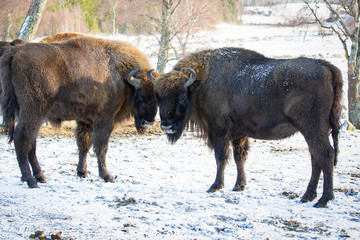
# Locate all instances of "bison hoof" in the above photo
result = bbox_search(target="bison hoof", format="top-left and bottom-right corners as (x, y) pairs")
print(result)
(34, 173), (47, 183)
(207, 183), (224, 193)
(313, 195), (334, 208)
(26, 177), (39, 188)
(77, 171), (88, 178)
(301, 191), (317, 203)
(232, 183), (246, 192)
(103, 174), (116, 183)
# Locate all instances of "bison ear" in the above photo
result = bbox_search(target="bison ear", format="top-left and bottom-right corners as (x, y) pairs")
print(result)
(126, 69), (142, 88)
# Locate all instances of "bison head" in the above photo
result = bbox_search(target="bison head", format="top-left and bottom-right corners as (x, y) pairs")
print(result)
(154, 68), (200, 143)
(125, 69), (158, 134)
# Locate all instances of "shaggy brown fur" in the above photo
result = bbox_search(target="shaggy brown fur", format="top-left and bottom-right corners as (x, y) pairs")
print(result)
(40, 32), (84, 43)
(0, 33), (84, 108)
(0, 39), (26, 107)
(155, 47), (343, 208)
(1, 36), (157, 188)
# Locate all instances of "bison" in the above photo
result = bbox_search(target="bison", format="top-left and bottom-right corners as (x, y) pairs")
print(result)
(1, 36), (157, 188)
(152, 47), (342, 208)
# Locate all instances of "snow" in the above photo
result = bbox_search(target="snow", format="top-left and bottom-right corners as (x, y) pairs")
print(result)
(1, 131), (359, 239)
(1, 4), (360, 239)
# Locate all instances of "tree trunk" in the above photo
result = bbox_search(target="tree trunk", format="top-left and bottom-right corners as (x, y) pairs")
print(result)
(2, 14), (12, 41)
(18, 0), (48, 41)
(156, 1), (172, 73)
(348, 29), (360, 128)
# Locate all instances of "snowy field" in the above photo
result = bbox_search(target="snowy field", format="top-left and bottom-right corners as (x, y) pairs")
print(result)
(1, 4), (360, 240)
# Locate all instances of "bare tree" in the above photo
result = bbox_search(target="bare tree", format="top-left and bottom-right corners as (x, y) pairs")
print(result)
(144, 0), (217, 73)
(175, 0), (217, 57)
(18, 0), (48, 40)
(0, 0), (32, 40)
(304, 0), (360, 128)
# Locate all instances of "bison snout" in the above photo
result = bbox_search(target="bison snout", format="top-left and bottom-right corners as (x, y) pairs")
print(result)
(160, 121), (177, 134)
(141, 119), (154, 128)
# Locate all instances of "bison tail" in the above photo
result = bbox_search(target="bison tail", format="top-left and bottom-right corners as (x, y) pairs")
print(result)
(1, 49), (18, 143)
(326, 62), (343, 166)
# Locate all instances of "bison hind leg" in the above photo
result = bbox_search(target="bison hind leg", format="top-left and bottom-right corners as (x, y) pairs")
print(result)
(232, 137), (249, 192)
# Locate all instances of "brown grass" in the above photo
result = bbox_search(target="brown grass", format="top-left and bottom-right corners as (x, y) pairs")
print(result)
(0, 118), (163, 139)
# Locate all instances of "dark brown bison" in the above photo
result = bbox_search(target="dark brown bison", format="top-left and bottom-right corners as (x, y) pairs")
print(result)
(153, 47), (342, 208)
(1, 36), (157, 188)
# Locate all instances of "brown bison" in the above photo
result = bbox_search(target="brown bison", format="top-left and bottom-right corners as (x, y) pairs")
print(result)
(153, 47), (342, 208)
(1, 36), (157, 188)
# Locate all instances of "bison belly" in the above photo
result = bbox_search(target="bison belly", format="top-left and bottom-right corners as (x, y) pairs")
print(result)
(231, 114), (298, 140)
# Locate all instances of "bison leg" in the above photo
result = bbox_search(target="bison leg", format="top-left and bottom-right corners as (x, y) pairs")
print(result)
(92, 120), (115, 183)
(13, 121), (40, 188)
(301, 154), (320, 203)
(313, 145), (335, 208)
(232, 137), (250, 191)
(28, 139), (46, 183)
(301, 134), (335, 208)
(76, 121), (93, 178)
(207, 133), (230, 192)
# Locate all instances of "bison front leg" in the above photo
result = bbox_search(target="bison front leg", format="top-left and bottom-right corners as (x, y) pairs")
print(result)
(76, 121), (93, 178)
(232, 137), (249, 191)
(207, 133), (230, 192)
(93, 120), (115, 183)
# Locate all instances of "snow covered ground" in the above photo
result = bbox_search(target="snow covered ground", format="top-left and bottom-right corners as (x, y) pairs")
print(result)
(0, 130), (359, 239)
(1, 4), (359, 240)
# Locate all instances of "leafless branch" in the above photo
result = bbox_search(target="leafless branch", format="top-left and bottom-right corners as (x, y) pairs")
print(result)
(304, 0), (350, 59)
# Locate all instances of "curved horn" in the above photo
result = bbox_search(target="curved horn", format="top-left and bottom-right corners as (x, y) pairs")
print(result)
(127, 69), (142, 88)
(184, 68), (197, 88)
(147, 69), (156, 83)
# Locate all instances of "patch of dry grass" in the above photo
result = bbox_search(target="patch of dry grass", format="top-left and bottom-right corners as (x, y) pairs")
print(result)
(0, 118), (163, 139)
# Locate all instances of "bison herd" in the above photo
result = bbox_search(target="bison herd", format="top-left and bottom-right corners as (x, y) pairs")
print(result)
(0, 33), (342, 208)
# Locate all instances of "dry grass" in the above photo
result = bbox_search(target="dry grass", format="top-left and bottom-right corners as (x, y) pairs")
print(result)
(0, 118), (163, 139)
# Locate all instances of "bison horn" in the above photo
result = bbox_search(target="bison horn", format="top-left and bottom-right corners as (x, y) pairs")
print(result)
(147, 69), (156, 83)
(127, 69), (142, 88)
(184, 68), (196, 88)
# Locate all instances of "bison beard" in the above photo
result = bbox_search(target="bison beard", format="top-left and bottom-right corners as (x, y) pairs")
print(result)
(1, 36), (157, 188)
(154, 47), (343, 208)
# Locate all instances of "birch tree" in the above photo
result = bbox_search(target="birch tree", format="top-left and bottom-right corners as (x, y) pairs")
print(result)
(18, 0), (48, 40)
(304, 0), (360, 128)
(145, 0), (214, 73)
